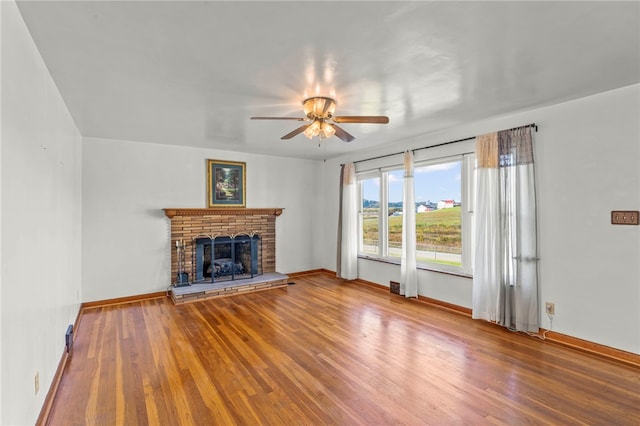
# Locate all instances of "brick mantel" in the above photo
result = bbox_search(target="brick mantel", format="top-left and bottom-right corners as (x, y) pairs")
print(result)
(163, 208), (283, 218)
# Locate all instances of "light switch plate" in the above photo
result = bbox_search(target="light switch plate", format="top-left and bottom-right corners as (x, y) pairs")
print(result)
(611, 211), (639, 225)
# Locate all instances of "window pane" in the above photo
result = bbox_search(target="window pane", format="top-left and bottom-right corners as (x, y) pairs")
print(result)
(360, 177), (380, 255)
(387, 170), (404, 258)
(414, 161), (462, 267)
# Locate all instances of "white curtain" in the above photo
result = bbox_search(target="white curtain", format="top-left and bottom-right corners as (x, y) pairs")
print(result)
(400, 151), (418, 297)
(338, 163), (358, 280)
(473, 127), (539, 332)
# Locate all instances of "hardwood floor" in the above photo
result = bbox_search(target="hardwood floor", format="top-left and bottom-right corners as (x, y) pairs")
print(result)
(48, 273), (640, 425)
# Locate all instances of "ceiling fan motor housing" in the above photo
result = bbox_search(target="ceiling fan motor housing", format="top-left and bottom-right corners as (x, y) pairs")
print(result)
(303, 97), (336, 120)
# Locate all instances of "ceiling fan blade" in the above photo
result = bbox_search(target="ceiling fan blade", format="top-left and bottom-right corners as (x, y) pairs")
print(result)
(333, 116), (389, 124)
(250, 117), (306, 121)
(331, 124), (355, 143)
(281, 124), (311, 140)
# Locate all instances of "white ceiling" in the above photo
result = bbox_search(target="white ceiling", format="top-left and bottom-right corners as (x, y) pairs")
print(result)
(16, 1), (640, 160)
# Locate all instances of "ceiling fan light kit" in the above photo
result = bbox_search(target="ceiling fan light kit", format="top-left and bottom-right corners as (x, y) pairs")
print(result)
(251, 96), (389, 143)
(302, 97), (337, 140)
(303, 119), (336, 140)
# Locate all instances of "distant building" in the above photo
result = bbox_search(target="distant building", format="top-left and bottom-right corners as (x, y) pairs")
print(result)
(437, 199), (455, 209)
(417, 201), (439, 212)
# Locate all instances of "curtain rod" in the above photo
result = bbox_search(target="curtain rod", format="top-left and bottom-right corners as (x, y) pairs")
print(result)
(344, 123), (538, 166)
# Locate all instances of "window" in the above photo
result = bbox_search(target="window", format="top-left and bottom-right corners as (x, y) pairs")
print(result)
(357, 154), (474, 276)
(414, 160), (462, 268)
(358, 175), (380, 255)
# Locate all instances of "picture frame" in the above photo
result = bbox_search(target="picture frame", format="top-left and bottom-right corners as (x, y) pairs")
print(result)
(207, 159), (246, 208)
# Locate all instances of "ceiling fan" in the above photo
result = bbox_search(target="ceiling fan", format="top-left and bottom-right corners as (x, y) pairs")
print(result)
(250, 96), (389, 143)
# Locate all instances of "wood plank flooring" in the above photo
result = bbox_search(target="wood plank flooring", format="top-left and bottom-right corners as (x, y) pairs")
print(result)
(47, 273), (640, 425)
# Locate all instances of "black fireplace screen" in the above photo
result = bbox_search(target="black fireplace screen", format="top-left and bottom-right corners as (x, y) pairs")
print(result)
(193, 234), (262, 283)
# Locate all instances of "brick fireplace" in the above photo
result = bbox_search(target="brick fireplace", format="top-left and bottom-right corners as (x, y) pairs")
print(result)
(163, 208), (286, 303)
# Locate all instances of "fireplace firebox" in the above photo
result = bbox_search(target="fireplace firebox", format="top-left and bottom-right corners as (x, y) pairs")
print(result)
(193, 234), (262, 283)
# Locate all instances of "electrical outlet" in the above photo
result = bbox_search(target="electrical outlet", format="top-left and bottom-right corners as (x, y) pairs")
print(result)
(35, 372), (40, 395)
(545, 302), (555, 315)
(611, 211), (639, 225)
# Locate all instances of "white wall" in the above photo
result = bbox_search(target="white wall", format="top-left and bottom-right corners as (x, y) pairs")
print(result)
(82, 138), (322, 302)
(322, 84), (640, 355)
(1, 2), (83, 425)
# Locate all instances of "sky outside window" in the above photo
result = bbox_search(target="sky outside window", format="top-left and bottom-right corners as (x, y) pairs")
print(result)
(363, 162), (462, 204)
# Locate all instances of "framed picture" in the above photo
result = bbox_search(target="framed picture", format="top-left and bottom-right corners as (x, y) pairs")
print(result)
(207, 159), (246, 207)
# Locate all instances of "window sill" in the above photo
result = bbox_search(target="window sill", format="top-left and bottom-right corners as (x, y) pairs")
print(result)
(357, 255), (473, 279)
